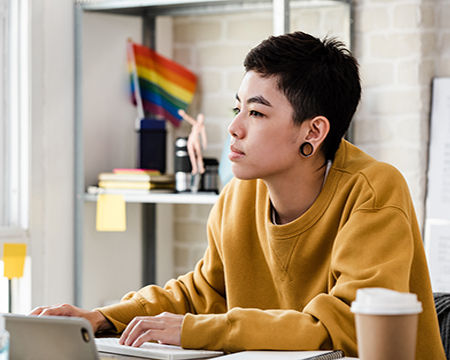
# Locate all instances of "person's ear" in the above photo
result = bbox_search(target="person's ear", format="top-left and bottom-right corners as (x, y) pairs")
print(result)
(303, 116), (330, 154)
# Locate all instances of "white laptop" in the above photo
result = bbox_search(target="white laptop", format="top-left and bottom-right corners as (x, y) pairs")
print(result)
(3, 313), (223, 360)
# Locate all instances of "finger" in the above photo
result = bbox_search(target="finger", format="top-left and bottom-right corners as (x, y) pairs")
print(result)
(124, 320), (146, 347)
(39, 308), (59, 317)
(133, 329), (178, 348)
(29, 306), (48, 316)
(39, 304), (73, 317)
(122, 318), (164, 346)
(178, 109), (196, 126)
(119, 317), (140, 345)
(132, 329), (160, 347)
(140, 313), (183, 346)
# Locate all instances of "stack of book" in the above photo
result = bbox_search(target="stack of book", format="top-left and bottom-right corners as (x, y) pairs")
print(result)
(89, 169), (175, 195)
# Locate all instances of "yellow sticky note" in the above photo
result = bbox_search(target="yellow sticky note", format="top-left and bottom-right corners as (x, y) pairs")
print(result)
(3, 243), (27, 279)
(96, 194), (126, 232)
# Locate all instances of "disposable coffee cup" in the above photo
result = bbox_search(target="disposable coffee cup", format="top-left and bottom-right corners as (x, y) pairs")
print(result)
(351, 288), (422, 360)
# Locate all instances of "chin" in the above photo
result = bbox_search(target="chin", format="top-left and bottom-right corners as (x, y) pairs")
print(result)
(231, 164), (260, 181)
(233, 174), (255, 181)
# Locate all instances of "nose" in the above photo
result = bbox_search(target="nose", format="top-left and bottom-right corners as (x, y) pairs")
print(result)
(228, 113), (245, 139)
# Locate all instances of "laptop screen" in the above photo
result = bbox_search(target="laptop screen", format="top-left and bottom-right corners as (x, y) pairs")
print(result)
(3, 313), (100, 360)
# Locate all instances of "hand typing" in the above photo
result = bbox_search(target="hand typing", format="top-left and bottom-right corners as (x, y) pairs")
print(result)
(29, 303), (111, 333)
(119, 312), (184, 348)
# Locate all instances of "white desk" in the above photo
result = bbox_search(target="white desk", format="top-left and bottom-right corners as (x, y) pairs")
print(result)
(99, 352), (359, 359)
(100, 353), (148, 359)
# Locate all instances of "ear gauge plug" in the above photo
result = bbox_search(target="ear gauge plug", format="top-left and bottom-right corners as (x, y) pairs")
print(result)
(299, 142), (314, 157)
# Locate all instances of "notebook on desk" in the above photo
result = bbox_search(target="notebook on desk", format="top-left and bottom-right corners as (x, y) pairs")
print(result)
(2, 313), (223, 360)
(214, 350), (345, 359)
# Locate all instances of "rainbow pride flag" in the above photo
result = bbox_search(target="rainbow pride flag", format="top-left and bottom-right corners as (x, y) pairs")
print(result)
(128, 41), (197, 127)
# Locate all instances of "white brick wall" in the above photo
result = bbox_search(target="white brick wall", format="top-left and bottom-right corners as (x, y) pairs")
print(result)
(351, 0), (450, 228)
(436, 0), (450, 76)
(353, 0), (437, 225)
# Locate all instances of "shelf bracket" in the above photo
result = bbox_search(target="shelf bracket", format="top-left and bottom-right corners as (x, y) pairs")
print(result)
(272, 0), (290, 35)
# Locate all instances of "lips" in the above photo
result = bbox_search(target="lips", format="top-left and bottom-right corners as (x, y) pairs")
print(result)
(229, 144), (245, 161)
(230, 145), (245, 155)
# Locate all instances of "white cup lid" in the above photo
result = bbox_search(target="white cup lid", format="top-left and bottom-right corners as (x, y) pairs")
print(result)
(351, 288), (422, 315)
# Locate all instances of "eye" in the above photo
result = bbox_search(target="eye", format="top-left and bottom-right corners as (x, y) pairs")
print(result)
(249, 110), (264, 118)
(232, 107), (240, 116)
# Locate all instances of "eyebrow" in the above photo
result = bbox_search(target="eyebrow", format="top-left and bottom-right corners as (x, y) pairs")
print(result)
(235, 94), (272, 107)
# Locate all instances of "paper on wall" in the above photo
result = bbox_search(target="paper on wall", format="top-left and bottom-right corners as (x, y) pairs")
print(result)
(2, 243), (27, 279)
(426, 77), (450, 220)
(96, 194), (126, 232)
(425, 220), (450, 293)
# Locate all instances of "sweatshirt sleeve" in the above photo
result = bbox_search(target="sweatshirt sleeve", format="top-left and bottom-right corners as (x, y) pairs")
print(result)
(96, 203), (227, 333)
(181, 205), (415, 355)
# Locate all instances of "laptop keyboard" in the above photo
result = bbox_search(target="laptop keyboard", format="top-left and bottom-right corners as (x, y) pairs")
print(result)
(95, 337), (223, 360)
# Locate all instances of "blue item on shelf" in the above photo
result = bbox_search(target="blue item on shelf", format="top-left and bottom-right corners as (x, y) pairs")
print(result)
(139, 119), (166, 173)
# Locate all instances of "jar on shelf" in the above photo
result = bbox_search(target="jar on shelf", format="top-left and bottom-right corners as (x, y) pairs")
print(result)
(201, 158), (219, 194)
(174, 137), (192, 192)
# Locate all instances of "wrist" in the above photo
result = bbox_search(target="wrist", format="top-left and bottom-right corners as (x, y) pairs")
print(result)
(90, 310), (112, 333)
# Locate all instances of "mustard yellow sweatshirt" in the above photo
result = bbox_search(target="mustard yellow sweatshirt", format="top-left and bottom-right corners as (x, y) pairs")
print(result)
(98, 140), (445, 359)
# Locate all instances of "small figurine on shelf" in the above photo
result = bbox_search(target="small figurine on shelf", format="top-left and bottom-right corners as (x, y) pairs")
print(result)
(177, 109), (209, 192)
(178, 109), (207, 175)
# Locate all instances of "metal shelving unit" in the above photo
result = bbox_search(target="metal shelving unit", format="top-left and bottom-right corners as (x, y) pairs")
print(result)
(74, 0), (350, 306)
(84, 192), (219, 204)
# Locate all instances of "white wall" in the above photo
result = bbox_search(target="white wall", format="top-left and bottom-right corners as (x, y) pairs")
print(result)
(353, 0), (435, 226)
(81, 12), (143, 309)
(435, 0), (450, 76)
(352, 0), (450, 227)
(30, 0), (74, 306)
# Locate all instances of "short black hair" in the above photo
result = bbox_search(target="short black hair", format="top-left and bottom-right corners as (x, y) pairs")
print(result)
(244, 31), (361, 161)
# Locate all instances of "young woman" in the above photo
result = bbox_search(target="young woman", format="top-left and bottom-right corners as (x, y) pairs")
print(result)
(32, 32), (445, 359)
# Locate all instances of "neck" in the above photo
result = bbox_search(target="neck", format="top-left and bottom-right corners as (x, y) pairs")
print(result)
(266, 156), (328, 225)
